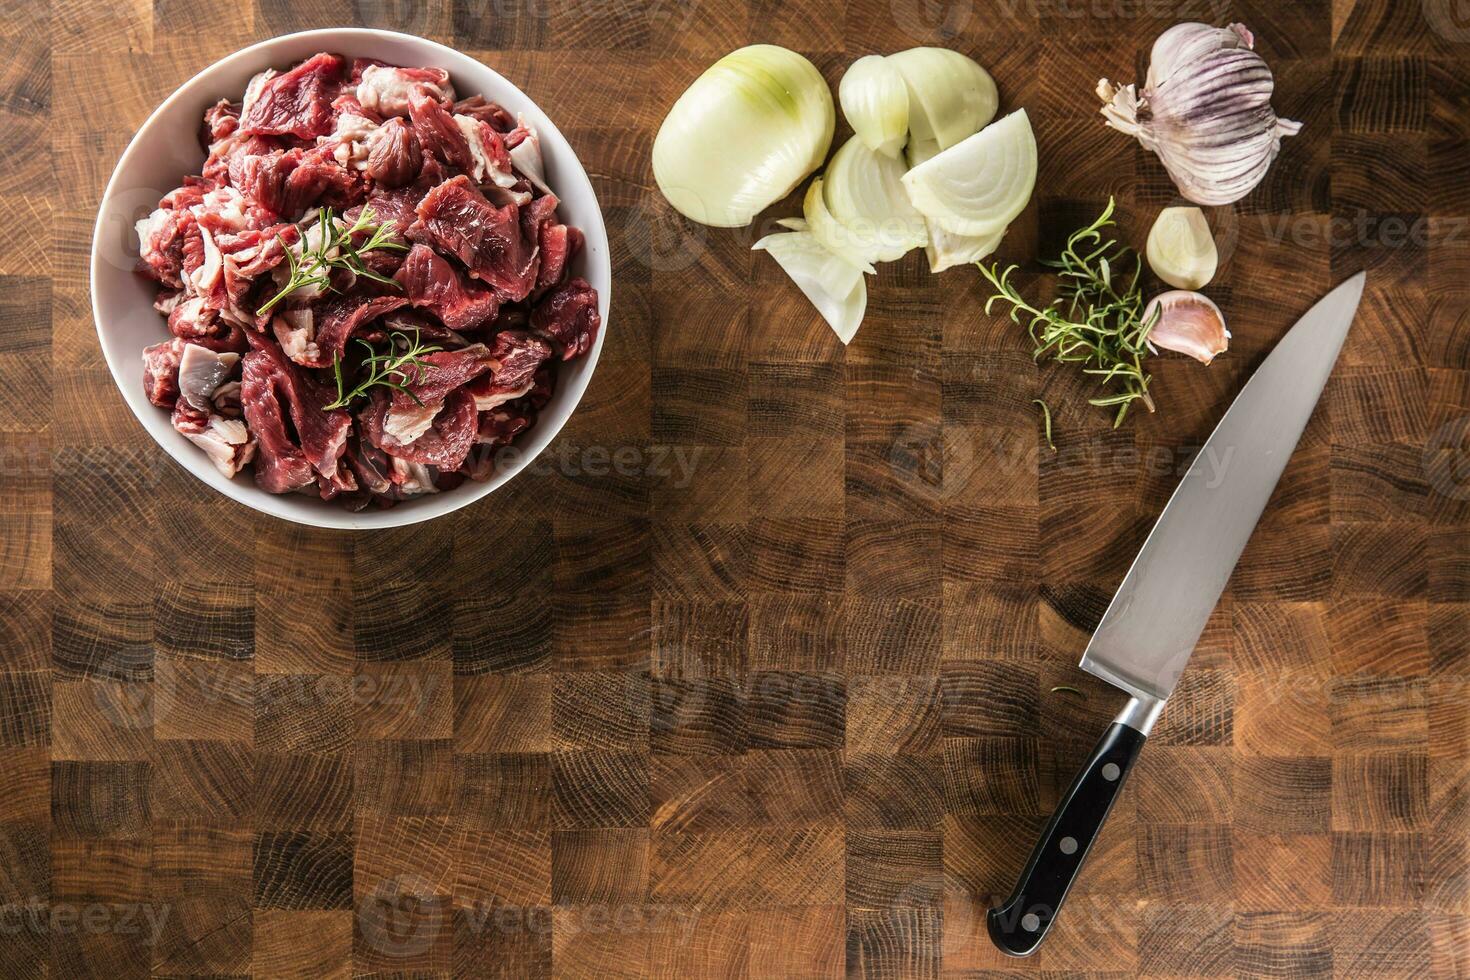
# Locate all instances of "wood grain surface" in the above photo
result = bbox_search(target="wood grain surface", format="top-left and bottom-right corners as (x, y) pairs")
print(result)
(2, 0), (1468, 976)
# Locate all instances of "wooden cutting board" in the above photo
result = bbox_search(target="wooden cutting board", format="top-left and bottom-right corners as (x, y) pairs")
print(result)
(1, 0), (1465, 976)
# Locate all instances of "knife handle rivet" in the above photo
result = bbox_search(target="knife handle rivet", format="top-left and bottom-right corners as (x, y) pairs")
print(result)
(1021, 913), (1041, 932)
(1059, 836), (1078, 855)
(1101, 763), (1121, 782)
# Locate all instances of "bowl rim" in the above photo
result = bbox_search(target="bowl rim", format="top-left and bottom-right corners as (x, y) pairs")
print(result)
(90, 27), (611, 530)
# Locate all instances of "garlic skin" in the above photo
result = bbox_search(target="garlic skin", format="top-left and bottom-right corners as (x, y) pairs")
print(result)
(1146, 207), (1218, 290)
(1144, 290), (1230, 364)
(1097, 23), (1302, 206)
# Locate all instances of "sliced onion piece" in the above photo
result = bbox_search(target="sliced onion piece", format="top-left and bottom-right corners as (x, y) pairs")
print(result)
(886, 47), (999, 149)
(905, 138), (1004, 272)
(823, 136), (928, 262)
(839, 55), (910, 158)
(753, 231), (867, 345)
(901, 108), (1036, 237)
(653, 45), (835, 228)
(803, 178), (878, 273)
(776, 216), (809, 231)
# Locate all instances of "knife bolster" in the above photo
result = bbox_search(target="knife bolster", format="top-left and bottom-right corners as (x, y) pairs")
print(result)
(1114, 693), (1164, 736)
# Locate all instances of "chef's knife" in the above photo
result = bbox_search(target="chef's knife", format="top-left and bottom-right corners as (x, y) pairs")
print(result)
(986, 272), (1366, 956)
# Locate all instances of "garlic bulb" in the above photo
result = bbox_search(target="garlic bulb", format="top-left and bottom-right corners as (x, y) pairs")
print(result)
(1097, 23), (1301, 206)
(1143, 290), (1230, 364)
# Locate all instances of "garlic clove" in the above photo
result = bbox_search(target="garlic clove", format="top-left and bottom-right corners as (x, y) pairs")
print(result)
(1143, 290), (1230, 365)
(1146, 207), (1218, 290)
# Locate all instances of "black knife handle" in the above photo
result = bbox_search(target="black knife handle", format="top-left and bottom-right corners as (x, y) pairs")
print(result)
(986, 720), (1147, 956)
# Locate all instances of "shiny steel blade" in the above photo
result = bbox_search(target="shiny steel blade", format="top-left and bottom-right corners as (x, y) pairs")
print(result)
(1081, 273), (1366, 701)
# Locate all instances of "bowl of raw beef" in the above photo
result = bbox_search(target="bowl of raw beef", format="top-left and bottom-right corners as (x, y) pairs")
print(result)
(91, 29), (610, 529)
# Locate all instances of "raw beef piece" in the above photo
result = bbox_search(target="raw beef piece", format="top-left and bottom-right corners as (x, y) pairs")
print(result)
(359, 386), (479, 471)
(461, 407), (531, 480)
(415, 176), (538, 302)
(465, 331), (553, 409)
(358, 155), (446, 238)
(232, 149), (302, 217)
(345, 436), (393, 497)
(142, 338), (185, 408)
(309, 293), (411, 368)
(408, 92), (474, 173)
(454, 113), (517, 187)
(453, 95), (515, 132)
(393, 244), (499, 331)
(201, 99), (240, 145)
(393, 345), (497, 408)
(519, 196), (576, 290)
(238, 52), (346, 140)
(172, 399), (257, 478)
(286, 145), (367, 211)
(530, 277), (600, 359)
(176, 344), (240, 410)
(135, 207), (196, 288)
(241, 339), (354, 494)
(364, 117), (421, 187)
(357, 65), (455, 117)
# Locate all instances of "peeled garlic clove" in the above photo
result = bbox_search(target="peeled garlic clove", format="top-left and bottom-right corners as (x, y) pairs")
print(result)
(1143, 290), (1230, 365)
(1146, 207), (1217, 290)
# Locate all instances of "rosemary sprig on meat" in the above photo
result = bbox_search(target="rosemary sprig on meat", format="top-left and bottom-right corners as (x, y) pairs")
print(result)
(258, 205), (407, 316)
(979, 198), (1159, 428)
(324, 330), (443, 411)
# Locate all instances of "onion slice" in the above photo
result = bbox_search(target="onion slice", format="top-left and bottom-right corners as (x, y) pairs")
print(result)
(886, 47), (998, 149)
(653, 45), (835, 228)
(754, 231), (867, 344)
(803, 179), (878, 274)
(905, 138), (1005, 272)
(823, 136), (928, 262)
(839, 55), (910, 158)
(901, 108), (1037, 237)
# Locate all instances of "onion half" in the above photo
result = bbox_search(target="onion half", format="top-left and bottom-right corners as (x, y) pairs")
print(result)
(653, 45), (835, 228)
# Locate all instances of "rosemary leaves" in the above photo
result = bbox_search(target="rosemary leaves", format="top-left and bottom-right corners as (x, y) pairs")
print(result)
(259, 206), (407, 316)
(979, 198), (1158, 428)
(324, 331), (443, 411)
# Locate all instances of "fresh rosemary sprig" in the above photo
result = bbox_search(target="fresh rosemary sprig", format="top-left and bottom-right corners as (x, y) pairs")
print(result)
(979, 198), (1159, 428)
(1033, 398), (1056, 451)
(324, 330), (443, 411)
(258, 206), (407, 316)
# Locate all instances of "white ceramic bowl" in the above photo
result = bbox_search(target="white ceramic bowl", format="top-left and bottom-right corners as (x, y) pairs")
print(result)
(91, 28), (611, 529)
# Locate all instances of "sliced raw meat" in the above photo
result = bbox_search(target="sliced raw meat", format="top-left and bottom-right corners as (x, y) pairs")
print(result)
(454, 113), (516, 187)
(176, 344), (240, 410)
(393, 243), (499, 331)
(415, 176), (538, 301)
(408, 92), (474, 172)
(238, 52), (346, 140)
(241, 339), (354, 494)
(357, 65), (455, 117)
(309, 293), (411, 368)
(172, 399), (256, 478)
(530, 277), (600, 359)
(360, 387), (479, 470)
(465, 331), (553, 409)
(142, 338), (185, 408)
(452, 95), (515, 132)
(201, 99), (240, 144)
(364, 117), (421, 187)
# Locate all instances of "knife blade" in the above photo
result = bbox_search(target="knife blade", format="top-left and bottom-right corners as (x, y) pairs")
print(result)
(987, 271), (1366, 956)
